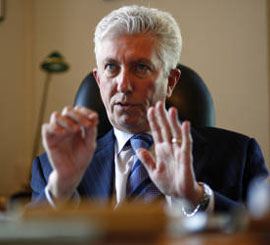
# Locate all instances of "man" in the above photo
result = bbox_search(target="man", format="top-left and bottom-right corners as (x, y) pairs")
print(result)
(31, 5), (268, 215)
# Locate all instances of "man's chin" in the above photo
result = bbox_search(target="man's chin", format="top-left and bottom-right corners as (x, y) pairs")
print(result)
(113, 119), (149, 134)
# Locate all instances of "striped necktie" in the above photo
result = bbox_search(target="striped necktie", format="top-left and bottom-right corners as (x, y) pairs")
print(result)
(126, 133), (162, 202)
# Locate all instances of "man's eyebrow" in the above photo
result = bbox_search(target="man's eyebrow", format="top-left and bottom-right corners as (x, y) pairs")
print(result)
(102, 58), (118, 64)
(132, 58), (156, 69)
(133, 58), (152, 64)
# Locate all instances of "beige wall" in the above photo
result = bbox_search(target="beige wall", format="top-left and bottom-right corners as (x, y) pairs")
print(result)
(0, 0), (34, 195)
(0, 0), (269, 196)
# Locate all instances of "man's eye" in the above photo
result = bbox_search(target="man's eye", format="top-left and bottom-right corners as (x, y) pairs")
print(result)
(136, 64), (148, 71)
(104, 64), (119, 77)
(134, 64), (151, 76)
(106, 64), (117, 71)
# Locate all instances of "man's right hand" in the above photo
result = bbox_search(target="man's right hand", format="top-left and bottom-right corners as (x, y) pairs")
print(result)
(42, 105), (98, 201)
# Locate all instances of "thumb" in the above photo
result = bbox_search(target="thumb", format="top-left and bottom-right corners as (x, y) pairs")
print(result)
(136, 148), (156, 172)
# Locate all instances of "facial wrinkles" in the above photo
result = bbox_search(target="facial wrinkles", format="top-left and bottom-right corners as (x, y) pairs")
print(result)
(96, 34), (169, 133)
(113, 69), (165, 112)
(100, 64), (166, 113)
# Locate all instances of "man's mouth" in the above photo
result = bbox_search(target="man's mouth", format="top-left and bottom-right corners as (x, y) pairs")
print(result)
(114, 102), (138, 108)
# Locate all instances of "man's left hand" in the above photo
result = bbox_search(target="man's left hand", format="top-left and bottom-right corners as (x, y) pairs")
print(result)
(137, 101), (204, 206)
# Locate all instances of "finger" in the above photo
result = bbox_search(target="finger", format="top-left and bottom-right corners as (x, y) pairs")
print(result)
(168, 107), (182, 145)
(181, 121), (193, 156)
(43, 119), (65, 136)
(136, 148), (156, 171)
(62, 106), (98, 128)
(42, 122), (65, 150)
(49, 111), (77, 134)
(49, 111), (60, 123)
(74, 105), (99, 124)
(155, 101), (172, 142)
(62, 106), (98, 139)
(147, 106), (163, 143)
(74, 106), (99, 141)
(52, 109), (81, 134)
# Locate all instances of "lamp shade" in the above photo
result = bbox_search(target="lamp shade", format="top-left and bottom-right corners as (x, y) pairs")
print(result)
(41, 51), (69, 73)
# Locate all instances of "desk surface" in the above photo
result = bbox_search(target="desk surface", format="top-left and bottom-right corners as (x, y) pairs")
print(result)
(0, 202), (269, 245)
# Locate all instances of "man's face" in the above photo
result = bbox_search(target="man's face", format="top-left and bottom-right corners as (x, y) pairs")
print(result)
(94, 34), (177, 133)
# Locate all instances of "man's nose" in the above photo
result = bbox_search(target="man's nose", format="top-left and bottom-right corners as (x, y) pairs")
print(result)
(116, 69), (133, 93)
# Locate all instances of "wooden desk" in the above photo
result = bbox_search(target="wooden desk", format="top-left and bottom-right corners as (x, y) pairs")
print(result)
(0, 202), (269, 244)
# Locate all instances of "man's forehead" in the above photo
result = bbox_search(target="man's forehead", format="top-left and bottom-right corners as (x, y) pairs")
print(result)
(97, 33), (156, 51)
(96, 35), (161, 65)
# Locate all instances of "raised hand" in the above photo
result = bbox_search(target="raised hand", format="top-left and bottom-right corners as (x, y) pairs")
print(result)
(42, 105), (98, 200)
(137, 101), (204, 206)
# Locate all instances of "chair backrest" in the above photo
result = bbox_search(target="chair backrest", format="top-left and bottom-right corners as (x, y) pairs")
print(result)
(167, 64), (215, 127)
(74, 64), (215, 138)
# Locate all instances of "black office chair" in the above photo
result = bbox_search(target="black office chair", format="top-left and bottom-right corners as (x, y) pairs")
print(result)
(10, 64), (215, 204)
(74, 64), (215, 138)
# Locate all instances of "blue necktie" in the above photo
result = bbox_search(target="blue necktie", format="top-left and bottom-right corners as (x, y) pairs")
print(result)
(126, 134), (162, 202)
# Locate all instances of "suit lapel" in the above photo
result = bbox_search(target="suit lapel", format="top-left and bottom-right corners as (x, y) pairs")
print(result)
(78, 130), (115, 200)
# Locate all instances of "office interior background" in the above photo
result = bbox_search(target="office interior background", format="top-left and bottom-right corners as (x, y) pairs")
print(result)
(0, 0), (269, 196)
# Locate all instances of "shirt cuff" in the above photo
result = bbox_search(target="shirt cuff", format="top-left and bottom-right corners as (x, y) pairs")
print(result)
(168, 184), (214, 217)
(45, 185), (81, 208)
(45, 185), (56, 208)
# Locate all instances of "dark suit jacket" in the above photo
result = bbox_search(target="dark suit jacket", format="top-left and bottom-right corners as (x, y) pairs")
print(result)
(30, 127), (269, 212)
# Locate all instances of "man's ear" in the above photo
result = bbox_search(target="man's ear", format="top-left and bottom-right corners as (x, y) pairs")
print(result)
(93, 68), (100, 87)
(166, 68), (181, 98)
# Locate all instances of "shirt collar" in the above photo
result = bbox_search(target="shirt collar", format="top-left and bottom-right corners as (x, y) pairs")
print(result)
(113, 128), (134, 154)
(113, 128), (152, 154)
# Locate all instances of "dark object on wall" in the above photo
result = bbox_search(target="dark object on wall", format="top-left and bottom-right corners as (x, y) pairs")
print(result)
(0, 0), (5, 22)
(41, 51), (69, 73)
(10, 52), (70, 205)
(32, 51), (69, 159)
(74, 64), (215, 138)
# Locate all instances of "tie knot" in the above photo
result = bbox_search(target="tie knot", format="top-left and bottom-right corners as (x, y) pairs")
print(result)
(130, 133), (153, 153)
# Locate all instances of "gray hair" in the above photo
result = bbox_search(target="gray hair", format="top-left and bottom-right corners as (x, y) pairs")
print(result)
(94, 5), (182, 76)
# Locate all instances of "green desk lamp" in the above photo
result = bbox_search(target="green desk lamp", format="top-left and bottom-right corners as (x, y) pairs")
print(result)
(32, 51), (69, 159)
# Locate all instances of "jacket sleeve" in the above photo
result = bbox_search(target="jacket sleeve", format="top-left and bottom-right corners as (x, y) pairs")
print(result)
(29, 154), (81, 206)
(214, 138), (269, 212)
(30, 156), (50, 203)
